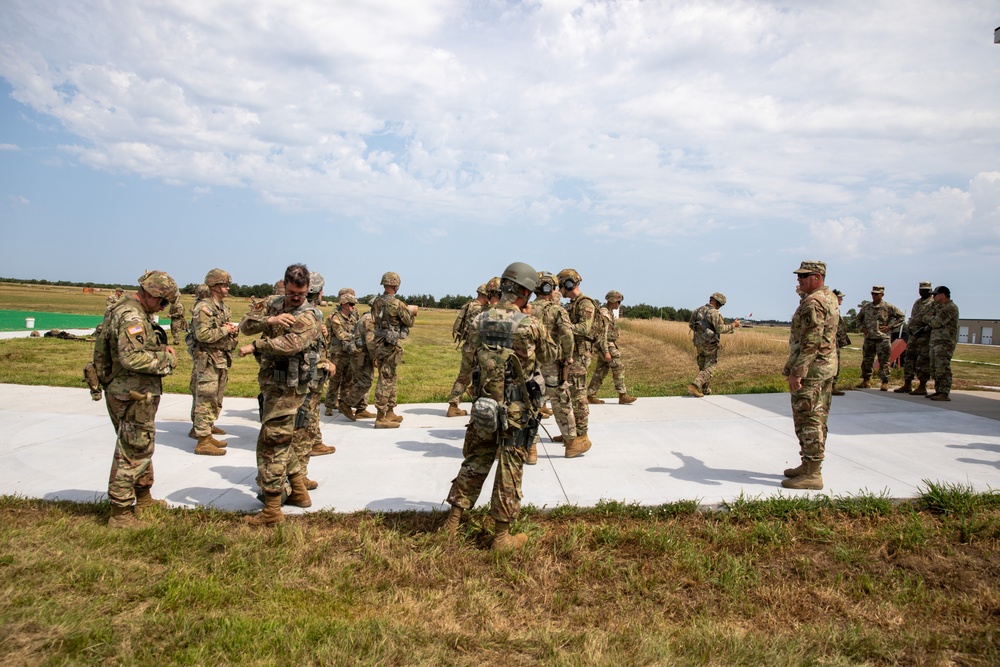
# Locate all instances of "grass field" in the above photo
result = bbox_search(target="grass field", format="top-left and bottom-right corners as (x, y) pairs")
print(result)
(1, 284), (999, 665)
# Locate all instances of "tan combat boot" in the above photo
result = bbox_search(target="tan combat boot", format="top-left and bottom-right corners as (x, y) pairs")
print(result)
(929, 393), (951, 401)
(781, 460), (823, 490)
(539, 405), (553, 418)
(894, 380), (913, 394)
(440, 506), (463, 536)
(338, 400), (356, 421)
(285, 473), (312, 508)
(245, 492), (284, 526)
(619, 393), (637, 404)
(355, 408), (376, 419)
(325, 406), (334, 416)
(587, 395), (605, 405)
(134, 488), (168, 512)
(551, 434), (564, 443)
(195, 436), (227, 456)
(910, 380), (928, 396)
(783, 460), (808, 478)
(304, 478), (319, 490)
(526, 442), (538, 465)
(565, 434), (592, 458)
(107, 505), (145, 529)
(687, 383), (704, 398)
(859, 379), (871, 388)
(386, 408), (404, 423)
(374, 409), (399, 429)
(211, 425), (227, 435)
(447, 404), (468, 417)
(310, 442), (336, 456)
(188, 426), (198, 439)
(880, 380), (889, 391)
(492, 521), (528, 551)
(831, 385), (846, 396)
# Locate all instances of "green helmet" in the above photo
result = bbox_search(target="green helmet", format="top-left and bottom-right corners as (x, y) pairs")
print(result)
(137, 270), (178, 302)
(204, 268), (231, 287)
(605, 290), (623, 303)
(710, 292), (727, 307)
(501, 261), (538, 293)
(308, 272), (325, 295)
(381, 271), (401, 287)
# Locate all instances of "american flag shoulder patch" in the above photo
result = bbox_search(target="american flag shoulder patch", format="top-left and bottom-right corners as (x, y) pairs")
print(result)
(128, 324), (143, 335)
(202, 306), (213, 315)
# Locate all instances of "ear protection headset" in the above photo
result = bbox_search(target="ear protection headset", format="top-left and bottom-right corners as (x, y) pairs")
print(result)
(560, 278), (577, 291)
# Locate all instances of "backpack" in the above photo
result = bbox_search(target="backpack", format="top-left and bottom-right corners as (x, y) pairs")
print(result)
(83, 312), (116, 399)
(571, 295), (606, 343)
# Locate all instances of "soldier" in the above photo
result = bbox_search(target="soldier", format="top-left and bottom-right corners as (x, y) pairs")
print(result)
(237, 264), (321, 526)
(485, 277), (502, 305)
(105, 287), (125, 311)
(370, 272), (417, 429)
(556, 268), (601, 457)
(103, 270), (179, 528)
(168, 293), (188, 346)
(187, 269), (239, 456)
(528, 271), (575, 463)
(441, 262), (554, 550)
(324, 289), (361, 416)
(687, 292), (740, 398)
(895, 281), (935, 395)
(587, 290), (637, 405)
(340, 307), (377, 420)
(927, 286), (959, 402)
(445, 284), (490, 417)
(781, 261), (839, 490)
(857, 285), (905, 391)
(831, 289), (851, 396)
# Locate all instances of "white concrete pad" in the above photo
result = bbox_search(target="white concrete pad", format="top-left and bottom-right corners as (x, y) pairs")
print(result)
(1, 384), (997, 514)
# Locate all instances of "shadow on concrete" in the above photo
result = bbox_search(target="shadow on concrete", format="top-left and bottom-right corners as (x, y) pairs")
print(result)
(44, 489), (106, 504)
(648, 452), (785, 487)
(366, 497), (447, 512)
(948, 442), (1000, 470)
(396, 439), (463, 458)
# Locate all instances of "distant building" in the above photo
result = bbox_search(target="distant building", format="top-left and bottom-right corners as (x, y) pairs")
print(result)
(959, 319), (998, 345)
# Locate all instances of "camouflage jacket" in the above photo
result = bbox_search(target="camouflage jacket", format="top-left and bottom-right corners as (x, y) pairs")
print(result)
(105, 296), (176, 396)
(907, 296), (935, 337)
(565, 293), (603, 356)
(785, 286), (839, 381)
(371, 292), (415, 350)
(355, 311), (376, 361)
(858, 300), (905, 340)
(689, 304), (734, 350)
(168, 297), (185, 322)
(599, 306), (620, 345)
(928, 301), (960, 344)
(326, 307), (359, 356)
(239, 295), (324, 393)
(452, 299), (484, 347)
(191, 295), (237, 368)
(530, 298), (574, 364)
(836, 314), (850, 348)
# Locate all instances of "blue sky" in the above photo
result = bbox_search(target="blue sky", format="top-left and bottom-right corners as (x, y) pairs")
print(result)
(2, 0), (999, 320)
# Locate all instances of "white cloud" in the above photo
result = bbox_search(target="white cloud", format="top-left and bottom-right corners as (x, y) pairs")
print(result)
(0, 143), (21, 151)
(8, 194), (29, 205)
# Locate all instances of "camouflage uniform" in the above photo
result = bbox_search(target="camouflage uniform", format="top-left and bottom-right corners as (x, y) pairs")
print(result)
(370, 281), (415, 416)
(688, 294), (736, 395)
(784, 272), (839, 463)
(105, 290), (125, 311)
(832, 291), (850, 392)
(342, 311), (376, 409)
(531, 290), (576, 440)
(928, 294), (959, 396)
(239, 295), (323, 495)
(902, 285), (935, 385)
(446, 295), (549, 523)
(562, 279), (602, 438)
(587, 297), (630, 399)
(447, 291), (486, 409)
(188, 288), (237, 438)
(858, 288), (905, 383)
(169, 296), (188, 346)
(103, 275), (177, 510)
(324, 299), (359, 412)
(290, 273), (335, 466)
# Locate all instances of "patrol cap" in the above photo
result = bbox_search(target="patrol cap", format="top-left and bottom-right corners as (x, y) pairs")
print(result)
(932, 285), (951, 297)
(919, 281), (932, 290)
(339, 293), (358, 305)
(792, 261), (826, 276)
(606, 290), (623, 303)
(204, 268), (231, 287)
(832, 289), (844, 298)
(710, 292), (727, 307)
(380, 271), (401, 287)
(308, 272), (325, 294)
(137, 270), (178, 302)
(871, 285), (884, 294)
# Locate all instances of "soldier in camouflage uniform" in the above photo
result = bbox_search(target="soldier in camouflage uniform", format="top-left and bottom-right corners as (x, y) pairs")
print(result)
(831, 290), (851, 396)
(781, 261), (839, 490)
(106, 287), (125, 310)
(237, 264), (321, 526)
(687, 292), (740, 398)
(340, 309), (376, 418)
(857, 286), (905, 391)
(587, 290), (637, 405)
(325, 289), (361, 416)
(528, 271), (575, 464)
(441, 262), (554, 550)
(168, 293), (188, 346)
(927, 285), (959, 401)
(895, 281), (934, 395)
(485, 277), (502, 305)
(370, 272), (417, 429)
(557, 268), (602, 457)
(445, 284), (490, 417)
(103, 271), (179, 528)
(187, 269), (239, 456)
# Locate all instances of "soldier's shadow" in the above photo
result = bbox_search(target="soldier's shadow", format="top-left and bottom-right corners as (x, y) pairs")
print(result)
(648, 451), (784, 487)
(396, 439), (463, 458)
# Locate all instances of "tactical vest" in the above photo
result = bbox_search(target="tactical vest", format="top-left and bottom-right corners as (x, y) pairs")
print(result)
(261, 298), (325, 392)
(372, 294), (409, 345)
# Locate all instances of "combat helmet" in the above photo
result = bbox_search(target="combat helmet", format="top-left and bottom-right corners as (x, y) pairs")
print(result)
(485, 277), (502, 295)
(308, 272), (325, 299)
(535, 272), (557, 296)
(195, 283), (211, 300)
(710, 292), (727, 307)
(475, 283), (489, 297)
(556, 268), (582, 290)
(204, 268), (231, 287)
(338, 287), (356, 297)
(501, 261), (538, 293)
(380, 272), (401, 287)
(339, 292), (358, 305)
(137, 270), (178, 302)
(606, 290), (623, 303)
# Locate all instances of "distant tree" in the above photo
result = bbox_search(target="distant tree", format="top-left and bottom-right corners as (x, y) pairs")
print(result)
(844, 307), (859, 333)
(438, 294), (471, 309)
(676, 308), (693, 322)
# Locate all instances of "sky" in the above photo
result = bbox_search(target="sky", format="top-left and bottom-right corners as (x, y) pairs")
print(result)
(1, 0), (999, 320)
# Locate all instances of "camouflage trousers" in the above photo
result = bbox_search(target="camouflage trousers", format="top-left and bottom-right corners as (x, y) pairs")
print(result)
(373, 346), (403, 412)
(902, 334), (931, 383)
(105, 392), (160, 509)
(790, 377), (833, 462)
(171, 318), (188, 346)
(930, 339), (956, 395)
(342, 351), (374, 409)
(447, 425), (527, 523)
(833, 346), (843, 386)
(587, 342), (627, 396)
(324, 351), (352, 409)
(541, 362), (576, 440)
(256, 385), (306, 495)
(568, 351), (591, 435)
(693, 345), (720, 393)
(861, 338), (892, 382)
(447, 344), (476, 406)
(189, 357), (227, 437)
(291, 387), (325, 476)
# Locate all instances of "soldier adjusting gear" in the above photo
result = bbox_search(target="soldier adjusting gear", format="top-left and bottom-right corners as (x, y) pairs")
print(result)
(205, 268), (232, 287)
(710, 292), (727, 307)
(501, 261), (538, 293)
(380, 272), (401, 287)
